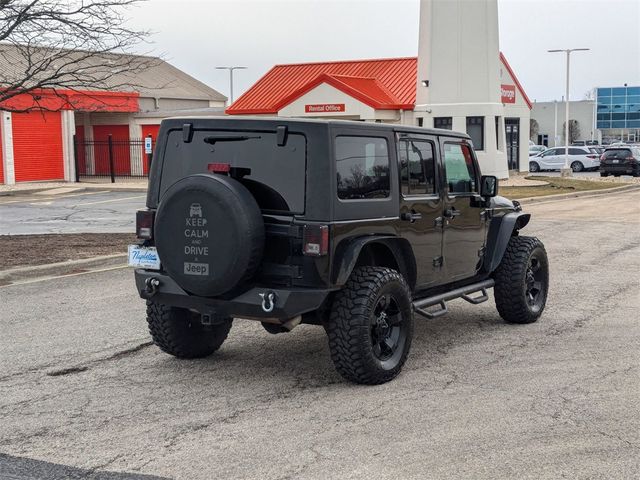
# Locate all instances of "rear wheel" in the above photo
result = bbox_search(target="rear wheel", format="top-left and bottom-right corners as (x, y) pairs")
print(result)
(571, 161), (584, 172)
(147, 301), (232, 358)
(327, 267), (413, 385)
(494, 236), (549, 324)
(529, 161), (540, 173)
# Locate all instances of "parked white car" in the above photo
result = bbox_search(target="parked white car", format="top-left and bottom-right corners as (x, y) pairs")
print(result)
(529, 146), (601, 173)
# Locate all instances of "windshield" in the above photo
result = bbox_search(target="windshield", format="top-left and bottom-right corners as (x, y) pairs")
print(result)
(159, 129), (307, 214)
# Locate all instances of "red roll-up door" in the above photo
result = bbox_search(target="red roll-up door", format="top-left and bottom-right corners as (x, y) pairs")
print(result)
(93, 125), (131, 175)
(141, 124), (160, 174)
(12, 111), (64, 182)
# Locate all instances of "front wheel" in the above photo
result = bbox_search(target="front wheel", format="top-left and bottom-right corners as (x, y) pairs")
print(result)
(327, 267), (413, 384)
(571, 161), (584, 172)
(494, 236), (549, 324)
(146, 302), (232, 358)
(529, 162), (540, 173)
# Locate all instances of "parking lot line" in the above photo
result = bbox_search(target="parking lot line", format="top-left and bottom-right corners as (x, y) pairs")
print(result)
(0, 190), (108, 205)
(0, 265), (129, 288)
(74, 195), (146, 206)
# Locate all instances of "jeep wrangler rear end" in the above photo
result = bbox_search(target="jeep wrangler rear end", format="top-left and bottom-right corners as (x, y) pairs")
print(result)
(131, 118), (549, 384)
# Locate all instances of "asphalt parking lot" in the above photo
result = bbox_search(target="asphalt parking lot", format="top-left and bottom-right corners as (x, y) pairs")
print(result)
(1, 190), (639, 479)
(0, 189), (146, 235)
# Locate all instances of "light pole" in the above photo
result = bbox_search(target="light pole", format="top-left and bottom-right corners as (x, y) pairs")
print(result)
(215, 66), (247, 105)
(548, 48), (590, 177)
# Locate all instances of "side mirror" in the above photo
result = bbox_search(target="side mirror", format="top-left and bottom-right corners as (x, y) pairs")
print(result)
(480, 175), (498, 198)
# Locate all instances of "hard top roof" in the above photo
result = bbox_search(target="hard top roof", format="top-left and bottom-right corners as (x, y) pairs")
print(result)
(162, 116), (471, 140)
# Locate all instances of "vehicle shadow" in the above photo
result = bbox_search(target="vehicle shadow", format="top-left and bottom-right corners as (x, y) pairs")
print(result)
(152, 302), (508, 390)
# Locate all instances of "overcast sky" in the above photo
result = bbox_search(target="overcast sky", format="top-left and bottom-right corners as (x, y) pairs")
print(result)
(127, 0), (640, 104)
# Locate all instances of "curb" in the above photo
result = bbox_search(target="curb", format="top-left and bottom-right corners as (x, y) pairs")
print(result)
(0, 254), (127, 284)
(516, 183), (640, 204)
(0, 185), (147, 197)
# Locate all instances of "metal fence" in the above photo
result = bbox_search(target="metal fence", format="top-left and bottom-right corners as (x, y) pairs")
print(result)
(74, 136), (153, 183)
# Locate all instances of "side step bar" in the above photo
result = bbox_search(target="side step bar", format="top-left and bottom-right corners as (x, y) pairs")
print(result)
(412, 279), (495, 319)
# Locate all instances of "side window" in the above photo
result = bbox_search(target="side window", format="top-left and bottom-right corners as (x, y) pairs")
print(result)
(542, 148), (557, 157)
(569, 148), (585, 155)
(336, 136), (390, 200)
(398, 139), (436, 195)
(443, 143), (477, 194)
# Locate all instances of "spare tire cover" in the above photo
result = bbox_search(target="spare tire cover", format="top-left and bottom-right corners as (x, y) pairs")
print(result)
(155, 174), (264, 297)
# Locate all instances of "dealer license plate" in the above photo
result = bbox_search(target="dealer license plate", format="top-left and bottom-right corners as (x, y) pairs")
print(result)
(128, 245), (161, 270)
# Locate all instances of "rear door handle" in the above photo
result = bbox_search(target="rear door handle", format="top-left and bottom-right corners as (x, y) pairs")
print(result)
(401, 211), (422, 223)
(444, 207), (461, 219)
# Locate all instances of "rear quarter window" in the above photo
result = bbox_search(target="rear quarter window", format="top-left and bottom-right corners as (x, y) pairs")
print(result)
(335, 136), (390, 200)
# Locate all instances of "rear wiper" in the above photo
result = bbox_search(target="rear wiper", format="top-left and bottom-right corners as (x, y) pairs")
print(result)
(204, 135), (261, 144)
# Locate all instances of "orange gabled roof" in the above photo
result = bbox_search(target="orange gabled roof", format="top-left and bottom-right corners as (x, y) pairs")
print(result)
(227, 57), (417, 114)
(227, 53), (530, 114)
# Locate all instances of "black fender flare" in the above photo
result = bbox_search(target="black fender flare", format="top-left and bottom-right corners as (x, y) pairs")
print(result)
(483, 212), (531, 274)
(332, 235), (417, 290)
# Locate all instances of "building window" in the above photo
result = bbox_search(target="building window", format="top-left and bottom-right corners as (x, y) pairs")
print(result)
(434, 117), (452, 130)
(417, 117), (424, 127)
(398, 139), (436, 195)
(466, 116), (484, 151)
(495, 116), (500, 150)
(335, 136), (390, 200)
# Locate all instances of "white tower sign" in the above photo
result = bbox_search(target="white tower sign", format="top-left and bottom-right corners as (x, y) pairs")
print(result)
(415, 0), (509, 178)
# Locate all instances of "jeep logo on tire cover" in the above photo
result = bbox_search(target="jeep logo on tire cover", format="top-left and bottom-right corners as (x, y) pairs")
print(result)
(184, 203), (210, 275)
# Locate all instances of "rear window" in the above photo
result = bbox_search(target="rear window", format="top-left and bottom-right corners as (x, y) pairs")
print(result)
(603, 148), (634, 160)
(159, 129), (306, 214)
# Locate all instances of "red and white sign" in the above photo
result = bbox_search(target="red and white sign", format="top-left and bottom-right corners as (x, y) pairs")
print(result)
(305, 103), (345, 113)
(501, 84), (516, 104)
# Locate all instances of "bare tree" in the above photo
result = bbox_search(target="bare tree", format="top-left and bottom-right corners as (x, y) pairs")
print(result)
(529, 118), (539, 141)
(0, 0), (155, 111)
(563, 119), (581, 144)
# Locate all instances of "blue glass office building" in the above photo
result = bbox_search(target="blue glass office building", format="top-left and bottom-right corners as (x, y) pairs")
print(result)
(596, 86), (640, 139)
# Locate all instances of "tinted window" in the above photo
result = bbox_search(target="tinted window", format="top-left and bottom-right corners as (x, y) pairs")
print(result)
(398, 140), (436, 195)
(543, 148), (558, 156)
(160, 129), (306, 214)
(444, 143), (477, 194)
(466, 116), (484, 150)
(603, 148), (632, 160)
(569, 148), (586, 155)
(434, 117), (453, 130)
(336, 136), (390, 200)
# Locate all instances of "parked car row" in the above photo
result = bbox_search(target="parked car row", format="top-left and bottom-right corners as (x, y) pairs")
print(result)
(528, 144), (640, 177)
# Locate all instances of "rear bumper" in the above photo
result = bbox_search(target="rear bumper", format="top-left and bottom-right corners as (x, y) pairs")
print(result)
(134, 269), (333, 321)
(600, 164), (639, 175)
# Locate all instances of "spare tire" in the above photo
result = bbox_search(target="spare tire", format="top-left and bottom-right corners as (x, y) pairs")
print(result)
(154, 174), (264, 297)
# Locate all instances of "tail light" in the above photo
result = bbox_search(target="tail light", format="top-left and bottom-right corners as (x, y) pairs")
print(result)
(586, 155), (597, 159)
(136, 210), (155, 239)
(303, 224), (329, 256)
(600, 154), (605, 161)
(208, 163), (231, 173)
(626, 156), (634, 161)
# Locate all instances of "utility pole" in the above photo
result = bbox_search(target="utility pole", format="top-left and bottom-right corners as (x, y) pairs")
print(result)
(215, 66), (247, 105)
(548, 48), (590, 176)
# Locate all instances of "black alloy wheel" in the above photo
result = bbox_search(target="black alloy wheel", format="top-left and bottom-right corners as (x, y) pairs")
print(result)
(524, 253), (546, 314)
(370, 293), (407, 365)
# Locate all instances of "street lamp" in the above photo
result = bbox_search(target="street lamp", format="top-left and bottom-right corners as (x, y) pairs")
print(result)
(548, 48), (590, 177)
(215, 66), (247, 105)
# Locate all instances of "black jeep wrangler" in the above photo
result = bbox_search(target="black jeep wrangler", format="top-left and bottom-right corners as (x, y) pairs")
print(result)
(131, 118), (549, 384)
